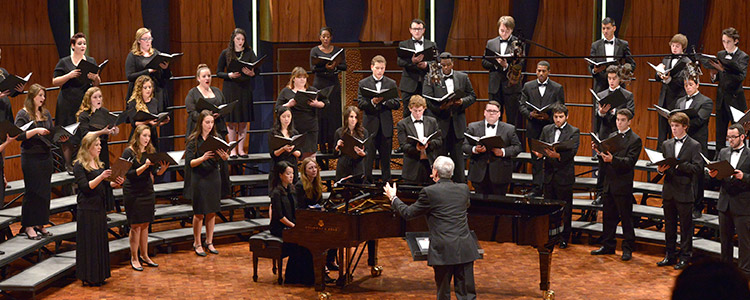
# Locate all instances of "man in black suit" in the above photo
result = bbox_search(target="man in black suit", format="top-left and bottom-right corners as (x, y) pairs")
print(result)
(358, 55), (400, 184)
(708, 27), (749, 154)
(520, 61), (565, 197)
(531, 103), (579, 248)
(709, 124), (750, 277)
(423, 52), (476, 183)
(481, 15), (523, 127)
(590, 108), (642, 261)
(463, 101), (522, 195)
(385, 156), (481, 300)
(655, 34), (691, 149)
(398, 18), (438, 118)
(397, 96), (442, 185)
(655, 112), (703, 270)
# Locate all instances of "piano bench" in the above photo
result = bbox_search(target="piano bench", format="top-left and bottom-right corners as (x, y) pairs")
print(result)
(248, 231), (286, 284)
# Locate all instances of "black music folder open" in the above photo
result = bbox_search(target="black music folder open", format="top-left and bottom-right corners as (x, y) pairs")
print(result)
(702, 153), (736, 180)
(89, 110), (129, 130)
(198, 135), (240, 153)
(269, 133), (305, 152)
(405, 231), (483, 261)
(359, 87), (399, 100)
(407, 130), (441, 147)
(0, 72), (32, 92)
(144, 52), (183, 70)
(464, 133), (506, 149)
(591, 132), (625, 154)
(0, 120), (24, 139)
(196, 99), (238, 117)
(143, 150), (185, 166)
(76, 59), (108, 84)
(310, 48), (345, 66)
(227, 55), (267, 73)
(590, 88), (627, 108)
(397, 45), (437, 61)
(644, 148), (680, 167)
(529, 138), (577, 155)
(653, 105), (698, 119)
(340, 131), (369, 159)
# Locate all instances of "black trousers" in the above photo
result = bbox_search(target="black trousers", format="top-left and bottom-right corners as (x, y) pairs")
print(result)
(402, 86), (423, 118)
(528, 141), (544, 193)
(715, 101), (732, 155)
(365, 126), (392, 183)
(433, 262), (476, 300)
(473, 170), (508, 196)
(719, 209), (750, 277)
(663, 198), (694, 260)
(657, 115), (672, 150)
(406, 159), (434, 186)
(490, 90), (521, 127)
(601, 192), (635, 252)
(544, 181), (573, 241)
(443, 126), (466, 183)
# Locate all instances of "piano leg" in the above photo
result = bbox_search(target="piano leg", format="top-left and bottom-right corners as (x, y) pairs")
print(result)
(336, 248), (346, 287)
(538, 245), (555, 298)
(367, 240), (383, 277)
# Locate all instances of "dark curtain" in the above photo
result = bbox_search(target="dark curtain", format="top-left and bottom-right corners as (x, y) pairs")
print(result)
(678, 0), (709, 51)
(323, 0), (366, 43)
(141, 0), (173, 152)
(47, 0), (74, 58)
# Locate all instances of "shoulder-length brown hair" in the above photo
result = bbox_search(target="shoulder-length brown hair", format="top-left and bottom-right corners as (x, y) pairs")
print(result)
(299, 157), (322, 201)
(127, 124), (156, 163)
(187, 110), (219, 143)
(24, 83), (49, 121)
(285, 67), (308, 90)
(76, 87), (101, 120)
(74, 133), (104, 171)
(224, 28), (251, 65)
(128, 75), (154, 112)
(340, 106), (364, 139)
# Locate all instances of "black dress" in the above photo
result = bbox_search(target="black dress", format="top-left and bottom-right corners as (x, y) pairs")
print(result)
(294, 180), (322, 209)
(269, 185), (314, 285)
(53, 55), (97, 126)
(124, 50), (172, 105)
(184, 136), (230, 215)
(121, 148), (157, 224)
(310, 46), (346, 151)
(332, 127), (369, 181)
(0, 70), (15, 202)
(184, 86), (228, 137)
(78, 108), (116, 210)
(268, 128), (300, 187)
(15, 109), (54, 227)
(127, 98), (163, 151)
(73, 162), (111, 284)
(217, 48), (256, 122)
(275, 87), (327, 153)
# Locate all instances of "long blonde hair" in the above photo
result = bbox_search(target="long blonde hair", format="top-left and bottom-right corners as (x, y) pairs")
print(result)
(285, 67), (308, 90)
(127, 124), (156, 163)
(128, 75), (153, 112)
(76, 87), (101, 120)
(74, 133), (104, 171)
(130, 28), (155, 56)
(299, 157), (322, 201)
(24, 83), (48, 121)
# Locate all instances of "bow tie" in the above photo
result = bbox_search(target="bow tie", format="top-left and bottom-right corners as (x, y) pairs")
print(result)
(499, 39), (509, 44)
(733, 148), (743, 153)
(539, 82), (547, 87)
(555, 126), (563, 131)
(414, 40), (423, 45)
(487, 123), (496, 129)
(444, 74), (453, 79)
(374, 79), (382, 84)
(414, 119), (424, 124)
(675, 136), (686, 143)
(604, 40), (614, 45)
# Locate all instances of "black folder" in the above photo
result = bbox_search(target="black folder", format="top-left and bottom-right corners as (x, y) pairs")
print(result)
(591, 132), (625, 154)
(0, 72), (32, 92)
(269, 133), (305, 152)
(359, 87), (399, 100)
(196, 99), (238, 117)
(702, 153), (736, 180)
(644, 148), (680, 167)
(89, 110), (129, 130)
(106, 157), (133, 182)
(49, 122), (79, 143)
(397, 45), (436, 61)
(529, 138), (577, 154)
(292, 86), (334, 108)
(310, 49), (345, 66)
(144, 52), (183, 70)
(132, 111), (170, 123)
(75, 59), (108, 84)
(423, 89), (467, 103)
(143, 150), (185, 166)
(227, 55), (267, 73)
(407, 130), (441, 147)
(198, 135), (240, 153)
(653, 105), (698, 119)
(464, 133), (506, 149)
(341, 131), (369, 159)
(590, 88), (627, 108)
(0, 120), (24, 139)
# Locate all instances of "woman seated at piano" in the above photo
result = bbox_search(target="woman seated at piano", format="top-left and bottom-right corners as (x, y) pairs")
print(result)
(270, 161), (314, 285)
(127, 75), (170, 151)
(269, 106), (301, 188)
(332, 106), (368, 182)
(185, 64), (227, 138)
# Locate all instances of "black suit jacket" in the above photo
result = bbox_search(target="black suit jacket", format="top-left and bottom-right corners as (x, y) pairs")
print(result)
(391, 178), (480, 266)
(656, 56), (691, 109)
(713, 49), (749, 110)
(539, 123), (580, 186)
(357, 76), (400, 138)
(397, 116), (443, 182)
(660, 136), (703, 203)
(715, 145), (750, 215)
(589, 38), (637, 92)
(397, 39), (438, 93)
(462, 120), (522, 184)
(595, 88), (635, 138)
(519, 79), (565, 139)
(675, 93), (714, 154)
(600, 129), (642, 196)
(481, 35), (521, 94)
(423, 71), (477, 140)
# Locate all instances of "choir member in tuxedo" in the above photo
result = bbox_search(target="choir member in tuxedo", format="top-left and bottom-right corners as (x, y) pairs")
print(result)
(184, 111), (231, 256)
(270, 161), (314, 285)
(519, 61), (565, 196)
(311, 27), (347, 153)
(0, 47), (24, 202)
(185, 64), (227, 137)
(481, 16), (523, 126)
(655, 113), (703, 270)
(16, 84), (69, 239)
(708, 27), (749, 154)
(655, 34), (691, 148)
(590, 109), (642, 261)
(397, 19), (437, 118)
(384, 156), (480, 300)
(269, 106), (301, 187)
(127, 75), (170, 151)
(52, 33), (102, 174)
(125, 28), (171, 105)
(708, 124), (750, 277)
(73, 133), (123, 286)
(423, 52), (476, 183)
(463, 101), (522, 195)
(358, 55), (399, 183)
(397, 96), (443, 185)
(275, 67), (327, 159)
(217, 28), (256, 158)
(333, 106), (368, 181)
(531, 104), (579, 248)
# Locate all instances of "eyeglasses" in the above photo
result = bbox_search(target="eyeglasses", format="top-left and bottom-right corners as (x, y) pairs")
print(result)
(140, 37), (154, 41)
(409, 27), (425, 31)
(485, 110), (500, 114)
(728, 135), (742, 139)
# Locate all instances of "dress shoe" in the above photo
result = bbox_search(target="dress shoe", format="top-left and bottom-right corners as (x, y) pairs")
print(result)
(692, 209), (702, 219)
(205, 243), (219, 254)
(229, 155), (238, 159)
(193, 245), (207, 257)
(139, 257), (159, 267)
(590, 247), (615, 255)
(131, 262), (143, 272)
(591, 196), (603, 206)
(674, 259), (689, 270)
(559, 240), (568, 249)
(324, 274), (335, 284)
(239, 154), (249, 158)
(656, 256), (676, 266)
(621, 250), (632, 261)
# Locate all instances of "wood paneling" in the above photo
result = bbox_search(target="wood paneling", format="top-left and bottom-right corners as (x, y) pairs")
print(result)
(262, 0), (326, 43)
(360, 0), (423, 42)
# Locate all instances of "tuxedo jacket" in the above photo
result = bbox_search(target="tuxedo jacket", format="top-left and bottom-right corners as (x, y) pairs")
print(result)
(715, 145), (750, 215)
(713, 49), (749, 110)
(660, 136), (703, 203)
(357, 76), (400, 138)
(675, 93), (714, 153)
(519, 79), (565, 139)
(595, 88), (635, 138)
(481, 35), (520, 94)
(423, 70), (477, 140)
(656, 56), (691, 109)
(397, 38), (438, 93)
(539, 123), (580, 186)
(462, 120), (522, 184)
(589, 38), (637, 92)
(600, 129), (642, 196)
(396, 116), (443, 181)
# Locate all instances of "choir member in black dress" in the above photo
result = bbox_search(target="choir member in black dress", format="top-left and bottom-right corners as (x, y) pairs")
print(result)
(122, 125), (167, 271)
(655, 34), (691, 148)
(333, 106), (368, 181)
(125, 28), (172, 105)
(184, 111), (230, 256)
(270, 161), (314, 285)
(311, 26), (347, 153)
(481, 16), (523, 126)
(185, 64), (227, 137)
(16, 84), (68, 239)
(52, 32), (102, 174)
(398, 19), (436, 118)
(127, 75), (170, 151)
(217, 28), (257, 158)
(0, 47), (24, 201)
(275, 67), (327, 159)
(73, 133), (123, 286)
(269, 106), (301, 187)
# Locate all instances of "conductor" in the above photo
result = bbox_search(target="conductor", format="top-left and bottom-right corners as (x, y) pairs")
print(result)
(384, 156), (480, 300)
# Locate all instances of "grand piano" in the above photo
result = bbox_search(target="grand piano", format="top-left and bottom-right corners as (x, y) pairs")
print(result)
(283, 184), (564, 297)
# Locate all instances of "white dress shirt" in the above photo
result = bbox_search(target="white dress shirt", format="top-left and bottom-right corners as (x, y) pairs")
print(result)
(554, 122), (567, 143)
(674, 134), (687, 158)
(538, 78), (548, 97)
(412, 115), (425, 139)
(684, 91), (700, 109)
(604, 37), (616, 62)
(413, 38), (425, 52)
(731, 146), (743, 168)
(444, 71), (455, 94)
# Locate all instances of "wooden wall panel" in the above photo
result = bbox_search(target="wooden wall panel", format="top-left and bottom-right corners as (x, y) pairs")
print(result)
(263, 0), (325, 43)
(360, 0), (423, 42)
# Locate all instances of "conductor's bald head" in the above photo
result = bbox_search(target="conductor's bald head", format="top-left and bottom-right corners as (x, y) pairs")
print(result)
(432, 156), (455, 182)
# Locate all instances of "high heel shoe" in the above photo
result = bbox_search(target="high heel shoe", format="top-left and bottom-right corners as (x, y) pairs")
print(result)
(34, 227), (53, 237)
(139, 257), (159, 267)
(131, 261), (143, 271)
(193, 244), (207, 257)
(205, 243), (219, 255)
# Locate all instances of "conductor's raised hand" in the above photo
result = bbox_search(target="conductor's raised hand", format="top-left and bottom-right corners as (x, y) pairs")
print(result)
(383, 182), (397, 202)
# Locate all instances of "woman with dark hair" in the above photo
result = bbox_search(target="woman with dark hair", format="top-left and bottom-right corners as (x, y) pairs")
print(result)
(185, 64), (227, 137)
(125, 27), (172, 104)
(217, 28), (257, 158)
(275, 67), (327, 159)
(52, 32), (102, 174)
(269, 106), (301, 186)
(310, 27), (346, 153)
(333, 106), (368, 181)
(184, 111), (230, 256)
(127, 75), (170, 151)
